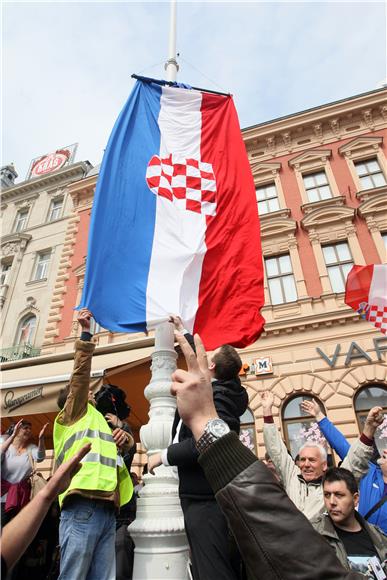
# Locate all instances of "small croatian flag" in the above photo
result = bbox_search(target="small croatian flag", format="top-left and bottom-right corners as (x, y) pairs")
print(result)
(345, 264), (387, 335)
(79, 78), (265, 349)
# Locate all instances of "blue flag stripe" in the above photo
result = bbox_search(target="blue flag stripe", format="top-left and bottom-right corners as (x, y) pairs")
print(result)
(79, 82), (162, 331)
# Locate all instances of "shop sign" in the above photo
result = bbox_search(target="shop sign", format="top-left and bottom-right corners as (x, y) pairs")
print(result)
(253, 357), (273, 375)
(3, 386), (43, 413)
(317, 337), (387, 368)
(26, 144), (77, 179)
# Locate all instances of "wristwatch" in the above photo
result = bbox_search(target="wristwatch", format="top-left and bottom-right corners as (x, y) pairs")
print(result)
(196, 418), (230, 453)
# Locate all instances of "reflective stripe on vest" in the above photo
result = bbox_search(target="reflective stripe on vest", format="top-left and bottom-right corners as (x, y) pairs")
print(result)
(56, 429), (115, 465)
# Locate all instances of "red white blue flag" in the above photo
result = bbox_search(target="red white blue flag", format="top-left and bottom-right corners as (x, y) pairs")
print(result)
(79, 78), (265, 349)
(345, 264), (387, 335)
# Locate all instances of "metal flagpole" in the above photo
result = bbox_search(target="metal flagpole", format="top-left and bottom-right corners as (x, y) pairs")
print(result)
(164, 0), (179, 82)
(129, 3), (190, 578)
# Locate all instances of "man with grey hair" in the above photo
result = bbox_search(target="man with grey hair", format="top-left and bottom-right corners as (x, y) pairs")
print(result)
(260, 391), (383, 521)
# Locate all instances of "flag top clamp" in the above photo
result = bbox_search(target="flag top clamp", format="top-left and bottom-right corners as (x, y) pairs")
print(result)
(345, 264), (387, 335)
(79, 77), (265, 350)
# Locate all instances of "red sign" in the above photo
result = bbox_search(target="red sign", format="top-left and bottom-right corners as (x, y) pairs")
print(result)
(31, 152), (68, 177)
(26, 144), (77, 180)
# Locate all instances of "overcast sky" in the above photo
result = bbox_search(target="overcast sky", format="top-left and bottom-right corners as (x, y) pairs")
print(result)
(3, 1), (386, 182)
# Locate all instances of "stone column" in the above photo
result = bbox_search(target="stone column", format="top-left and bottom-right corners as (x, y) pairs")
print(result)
(129, 322), (189, 580)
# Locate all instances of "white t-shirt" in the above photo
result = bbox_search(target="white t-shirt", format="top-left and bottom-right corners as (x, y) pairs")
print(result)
(1, 444), (44, 502)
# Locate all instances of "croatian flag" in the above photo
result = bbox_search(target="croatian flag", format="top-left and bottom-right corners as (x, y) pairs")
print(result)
(79, 78), (265, 349)
(345, 264), (387, 335)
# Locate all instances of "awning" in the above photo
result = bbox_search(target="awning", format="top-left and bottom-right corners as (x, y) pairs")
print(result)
(1, 344), (154, 443)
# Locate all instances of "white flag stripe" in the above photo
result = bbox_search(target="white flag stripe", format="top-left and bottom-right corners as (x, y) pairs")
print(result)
(369, 264), (387, 309)
(146, 87), (207, 333)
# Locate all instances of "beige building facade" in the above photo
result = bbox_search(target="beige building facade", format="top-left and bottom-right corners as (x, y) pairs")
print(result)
(1, 88), (387, 469)
(0, 160), (92, 360)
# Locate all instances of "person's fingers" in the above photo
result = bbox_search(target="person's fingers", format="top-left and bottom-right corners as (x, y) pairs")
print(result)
(193, 334), (209, 377)
(170, 369), (192, 396)
(175, 333), (199, 373)
(171, 368), (191, 383)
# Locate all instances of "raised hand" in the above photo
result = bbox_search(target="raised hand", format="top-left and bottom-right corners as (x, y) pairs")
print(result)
(77, 308), (92, 332)
(169, 315), (185, 333)
(38, 423), (49, 440)
(363, 406), (384, 439)
(300, 400), (325, 422)
(170, 333), (217, 441)
(260, 391), (274, 416)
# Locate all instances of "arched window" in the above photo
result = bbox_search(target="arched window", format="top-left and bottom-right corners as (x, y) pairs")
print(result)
(354, 385), (387, 430)
(15, 314), (36, 345)
(282, 395), (327, 459)
(239, 407), (256, 453)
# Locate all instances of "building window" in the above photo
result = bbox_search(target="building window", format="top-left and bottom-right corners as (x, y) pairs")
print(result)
(354, 385), (387, 431)
(256, 183), (280, 215)
(302, 171), (333, 203)
(15, 314), (36, 345)
(265, 254), (297, 305)
(282, 395), (328, 459)
(239, 408), (256, 453)
(0, 262), (12, 286)
(47, 197), (63, 222)
(354, 158), (387, 190)
(322, 242), (353, 293)
(382, 233), (387, 252)
(13, 208), (29, 233)
(33, 251), (51, 281)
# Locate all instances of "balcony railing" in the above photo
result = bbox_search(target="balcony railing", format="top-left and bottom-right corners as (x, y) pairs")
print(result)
(0, 343), (41, 363)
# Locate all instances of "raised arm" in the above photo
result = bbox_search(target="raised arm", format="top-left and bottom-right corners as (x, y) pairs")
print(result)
(261, 391), (299, 488)
(1, 420), (23, 458)
(341, 406), (383, 480)
(301, 400), (350, 460)
(0, 443), (92, 572)
(59, 309), (95, 424)
(34, 423), (49, 462)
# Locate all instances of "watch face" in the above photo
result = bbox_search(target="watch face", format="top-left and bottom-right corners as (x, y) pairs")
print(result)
(208, 419), (230, 437)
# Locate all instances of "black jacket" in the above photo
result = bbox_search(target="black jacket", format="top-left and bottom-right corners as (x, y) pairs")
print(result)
(167, 363), (248, 498)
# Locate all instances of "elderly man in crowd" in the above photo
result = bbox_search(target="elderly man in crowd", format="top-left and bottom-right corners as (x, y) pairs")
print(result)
(313, 467), (387, 576)
(261, 391), (383, 521)
(302, 398), (387, 533)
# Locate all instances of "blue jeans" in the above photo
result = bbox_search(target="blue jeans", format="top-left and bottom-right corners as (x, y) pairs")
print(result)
(59, 496), (116, 580)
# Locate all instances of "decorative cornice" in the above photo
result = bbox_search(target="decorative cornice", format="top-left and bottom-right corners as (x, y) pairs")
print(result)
(260, 210), (296, 238)
(0, 162), (92, 203)
(301, 199), (355, 230)
(1, 232), (32, 257)
(289, 148), (332, 168)
(14, 193), (39, 208)
(250, 161), (282, 178)
(357, 188), (387, 219)
(243, 89), (387, 143)
(244, 91), (387, 164)
(338, 135), (383, 157)
(301, 195), (346, 215)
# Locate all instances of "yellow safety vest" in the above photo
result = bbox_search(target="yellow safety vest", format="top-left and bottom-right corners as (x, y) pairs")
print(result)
(54, 403), (133, 508)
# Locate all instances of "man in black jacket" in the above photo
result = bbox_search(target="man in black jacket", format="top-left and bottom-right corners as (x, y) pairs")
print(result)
(148, 317), (247, 580)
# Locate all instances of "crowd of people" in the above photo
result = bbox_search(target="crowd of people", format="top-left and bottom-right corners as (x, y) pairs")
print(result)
(0, 310), (386, 580)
